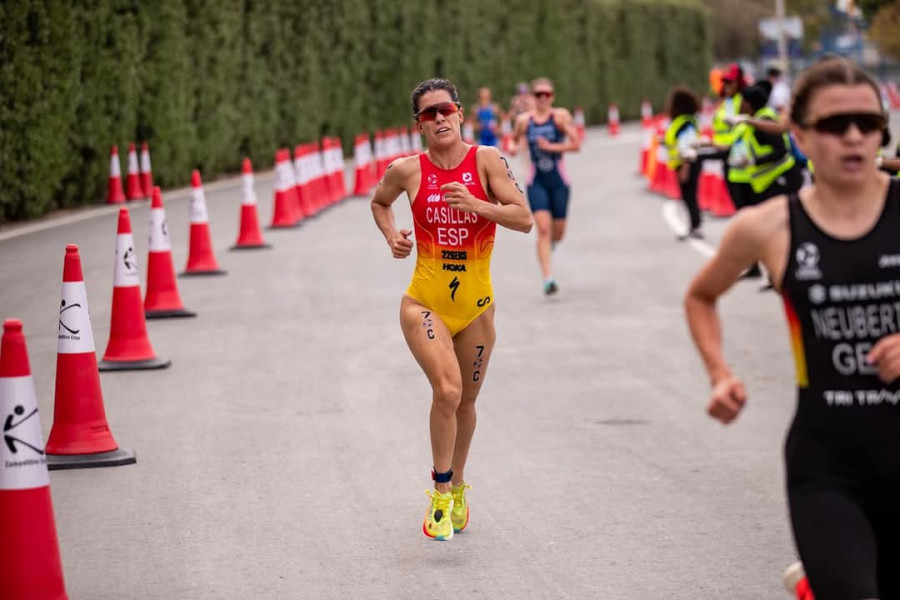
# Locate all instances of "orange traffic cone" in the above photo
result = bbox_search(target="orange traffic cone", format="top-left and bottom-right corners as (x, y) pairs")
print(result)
(294, 145), (315, 219)
(231, 159), (270, 250)
(269, 150), (298, 228)
(375, 130), (388, 181)
(320, 138), (336, 207)
(697, 160), (716, 213)
(640, 100), (653, 127)
(100, 207), (171, 371)
(46, 245), (137, 468)
(573, 106), (586, 141)
(296, 144), (312, 221)
(310, 142), (328, 213)
(125, 143), (144, 201)
(352, 133), (372, 196)
(145, 188), (197, 317)
(140, 142), (154, 198)
(0, 318), (69, 600)
(663, 164), (681, 200)
(332, 136), (348, 201)
(708, 161), (736, 218)
(644, 133), (659, 183)
(608, 104), (620, 137)
(182, 170), (227, 275)
(107, 145), (126, 205)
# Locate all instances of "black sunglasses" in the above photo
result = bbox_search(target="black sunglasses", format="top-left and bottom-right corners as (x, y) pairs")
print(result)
(805, 112), (886, 135)
(533, 91), (553, 99)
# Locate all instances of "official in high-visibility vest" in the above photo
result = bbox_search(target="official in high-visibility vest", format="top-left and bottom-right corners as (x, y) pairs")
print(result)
(664, 85), (702, 239)
(739, 83), (803, 203)
(712, 63), (749, 211)
(712, 64), (746, 147)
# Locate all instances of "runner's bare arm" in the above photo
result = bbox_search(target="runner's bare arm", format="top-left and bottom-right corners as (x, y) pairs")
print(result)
(441, 147), (532, 233)
(685, 209), (768, 382)
(684, 210), (775, 423)
(555, 108), (582, 152)
(371, 157), (416, 259)
(508, 113), (529, 156)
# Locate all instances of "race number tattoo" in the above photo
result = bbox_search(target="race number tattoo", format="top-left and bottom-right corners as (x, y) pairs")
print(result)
(376, 162), (394, 187)
(421, 310), (435, 340)
(500, 156), (524, 195)
(473, 344), (485, 381)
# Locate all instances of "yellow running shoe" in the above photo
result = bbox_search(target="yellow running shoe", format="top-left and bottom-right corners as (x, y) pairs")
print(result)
(423, 490), (454, 541)
(451, 483), (471, 532)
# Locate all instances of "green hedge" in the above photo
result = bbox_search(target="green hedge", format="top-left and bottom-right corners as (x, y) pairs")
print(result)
(0, 0), (710, 222)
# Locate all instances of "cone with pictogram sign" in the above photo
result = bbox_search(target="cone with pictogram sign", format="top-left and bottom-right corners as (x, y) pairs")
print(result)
(145, 188), (197, 317)
(182, 170), (227, 275)
(47, 245), (137, 469)
(0, 318), (69, 599)
(231, 159), (270, 249)
(100, 207), (171, 371)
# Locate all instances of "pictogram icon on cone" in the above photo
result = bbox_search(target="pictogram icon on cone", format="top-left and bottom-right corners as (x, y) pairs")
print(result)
(107, 145), (126, 205)
(0, 319), (69, 600)
(145, 188), (197, 318)
(231, 159), (270, 250)
(47, 245), (137, 469)
(182, 170), (227, 275)
(140, 142), (154, 198)
(125, 143), (144, 201)
(100, 207), (171, 371)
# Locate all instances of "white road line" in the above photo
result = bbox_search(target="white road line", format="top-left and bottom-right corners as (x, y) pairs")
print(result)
(661, 199), (716, 257)
(0, 170), (275, 243)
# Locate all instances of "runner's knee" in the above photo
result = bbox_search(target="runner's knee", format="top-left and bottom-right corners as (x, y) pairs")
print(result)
(432, 378), (463, 412)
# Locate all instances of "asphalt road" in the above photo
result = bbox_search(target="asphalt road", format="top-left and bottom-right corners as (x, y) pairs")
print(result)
(1, 114), (895, 599)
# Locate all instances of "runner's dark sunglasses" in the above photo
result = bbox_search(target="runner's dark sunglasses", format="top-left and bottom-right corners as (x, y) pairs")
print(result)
(804, 112), (886, 135)
(415, 102), (461, 122)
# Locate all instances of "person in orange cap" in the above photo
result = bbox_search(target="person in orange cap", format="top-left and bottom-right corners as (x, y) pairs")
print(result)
(371, 78), (533, 541)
